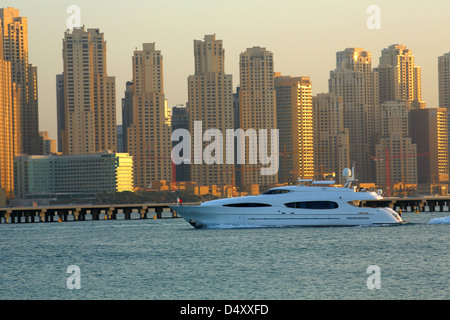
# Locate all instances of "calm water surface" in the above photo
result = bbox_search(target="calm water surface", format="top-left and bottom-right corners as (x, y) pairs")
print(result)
(0, 211), (448, 300)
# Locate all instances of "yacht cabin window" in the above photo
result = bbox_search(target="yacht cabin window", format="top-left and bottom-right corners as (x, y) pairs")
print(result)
(284, 201), (339, 209)
(223, 203), (272, 207)
(348, 201), (361, 207)
(263, 189), (291, 195)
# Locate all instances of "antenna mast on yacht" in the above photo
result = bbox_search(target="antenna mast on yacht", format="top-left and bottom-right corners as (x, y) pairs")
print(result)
(343, 162), (358, 189)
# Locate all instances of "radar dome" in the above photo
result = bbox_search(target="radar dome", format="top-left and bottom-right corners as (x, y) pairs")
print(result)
(342, 168), (352, 177)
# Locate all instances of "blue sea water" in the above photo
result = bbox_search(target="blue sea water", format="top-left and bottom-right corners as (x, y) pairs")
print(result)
(0, 211), (448, 300)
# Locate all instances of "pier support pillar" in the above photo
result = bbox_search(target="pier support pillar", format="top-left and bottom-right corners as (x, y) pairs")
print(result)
(419, 200), (426, 212)
(39, 210), (45, 222)
(92, 210), (100, 221)
(140, 208), (148, 220)
(107, 208), (116, 220)
(156, 207), (163, 219)
(436, 202), (441, 211)
(124, 208), (131, 220)
(58, 211), (68, 222)
(5, 213), (10, 224)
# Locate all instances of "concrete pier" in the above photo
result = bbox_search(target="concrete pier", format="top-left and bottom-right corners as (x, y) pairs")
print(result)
(362, 196), (450, 213)
(0, 203), (197, 224)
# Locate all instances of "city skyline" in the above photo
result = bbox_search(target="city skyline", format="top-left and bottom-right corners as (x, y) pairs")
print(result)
(3, 0), (450, 140)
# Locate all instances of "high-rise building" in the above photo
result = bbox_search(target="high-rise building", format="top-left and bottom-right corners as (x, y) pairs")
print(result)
(376, 44), (422, 104)
(39, 131), (57, 155)
(126, 43), (172, 189)
(188, 35), (234, 187)
(56, 73), (65, 153)
(121, 81), (133, 153)
(438, 52), (450, 177)
(232, 87), (241, 188)
(61, 27), (117, 155)
(171, 105), (190, 182)
(438, 52), (450, 109)
(275, 75), (314, 183)
(374, 101), (418, 191)
(409, 108), (449, 185)
(329, 48), (380, 183)
(116, 125), (124, 153)
(0, 34), (20, 198)
(313, 93), (350, 183)
(239, 46), (277, 189)
(0, 7), (41, 155)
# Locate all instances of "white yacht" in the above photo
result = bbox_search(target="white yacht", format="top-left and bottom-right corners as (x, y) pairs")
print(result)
(171, 168), (405, 229)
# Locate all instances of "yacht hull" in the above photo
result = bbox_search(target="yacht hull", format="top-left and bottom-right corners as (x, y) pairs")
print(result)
(171, 205), (402, 229)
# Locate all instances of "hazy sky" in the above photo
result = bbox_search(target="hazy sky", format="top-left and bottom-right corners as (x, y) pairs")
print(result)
(3, 0), (450, 139)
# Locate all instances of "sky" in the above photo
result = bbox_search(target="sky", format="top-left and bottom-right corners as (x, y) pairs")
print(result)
(3, 0), (450, 140)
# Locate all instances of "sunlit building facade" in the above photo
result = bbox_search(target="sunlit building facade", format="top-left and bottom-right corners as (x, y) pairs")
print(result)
(329, 48), (380, 183)
(374, 101), (417, 189)
(438, 52), (450, 177)
(275, 75), (314, 183)
(0, 7), (41, 155)
(409, 108), (449, 185)
(239, 46), (277, 189)
(14, 152), (133, 200)
(376, 44), (422, 104)
(313, 93), (350, 183)
(126, 43), (172, 188)
(188, 35), (234, 187)
(62, 27), (117, 155)
(0, 36), (20, 198)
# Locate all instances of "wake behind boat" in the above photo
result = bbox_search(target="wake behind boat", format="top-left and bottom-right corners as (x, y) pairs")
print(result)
(171, 167), (405, 229)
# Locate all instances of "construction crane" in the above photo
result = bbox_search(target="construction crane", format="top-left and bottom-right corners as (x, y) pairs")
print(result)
(371, 147), (429, 196)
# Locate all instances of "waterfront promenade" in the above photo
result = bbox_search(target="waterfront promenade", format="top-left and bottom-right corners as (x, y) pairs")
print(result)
(0, 203), (201, 224)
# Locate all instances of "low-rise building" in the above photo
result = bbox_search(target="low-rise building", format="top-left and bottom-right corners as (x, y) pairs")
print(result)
(13, 152), (133, 204)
